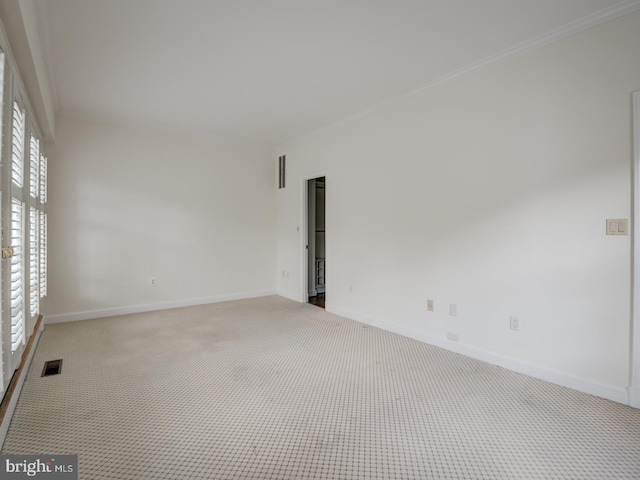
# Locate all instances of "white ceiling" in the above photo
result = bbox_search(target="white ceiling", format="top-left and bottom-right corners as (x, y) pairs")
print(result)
(34, 0), (639, 145)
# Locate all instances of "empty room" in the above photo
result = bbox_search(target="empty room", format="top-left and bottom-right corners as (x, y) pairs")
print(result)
(0, 0), (639, 478)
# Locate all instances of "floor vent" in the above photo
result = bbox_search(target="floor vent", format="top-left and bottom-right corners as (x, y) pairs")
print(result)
(41, 359), (62, 377)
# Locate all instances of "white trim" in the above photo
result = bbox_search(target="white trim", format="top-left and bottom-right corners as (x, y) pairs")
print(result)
(276, 288), (296, 302)
(283, 0), (640, 147)
(329, 304), (630, 406)
(631, 386), (640, 408)
(632, 91), (640, 409)
(44, 290), (276, 324)
(0, 318), (43, 448)
(298, 171), (328, 303)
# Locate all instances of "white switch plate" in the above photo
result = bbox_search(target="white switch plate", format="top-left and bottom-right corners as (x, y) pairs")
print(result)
(606, 218), (628, 235)
(449, 304), (457, 316)
(427, 299), (434, 311)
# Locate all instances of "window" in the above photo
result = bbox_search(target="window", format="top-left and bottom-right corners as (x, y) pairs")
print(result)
(39, 154), (47, 204)
(12, 102), (25, 189)
(40, 211), (47, 298)
(29, 207), (39, 317)
(10, 101), (26, 355)
(38, 154), (47, 298)
(28, 134), (41, 316)
(10, 198), (25, 353)
(30, 135), (39, 198)
(0, 49), (49, 392)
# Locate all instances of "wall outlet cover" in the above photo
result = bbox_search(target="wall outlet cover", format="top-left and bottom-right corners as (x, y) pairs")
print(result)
(606, 218), (628, 235)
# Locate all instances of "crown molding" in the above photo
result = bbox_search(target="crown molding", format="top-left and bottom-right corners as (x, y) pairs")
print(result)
(283, 0), (640, 147)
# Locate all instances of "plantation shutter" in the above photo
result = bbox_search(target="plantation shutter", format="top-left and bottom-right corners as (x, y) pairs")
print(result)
(10, 199), (25, 352)
(10, 101), (26, 355)
(29, 135), (40, 318)
(30, 135), (39, 198)
(11, 102), (24, 188)
(39, 212), (47, 298)
(39, 154), (48, 298)
(39, 154), (47, 204)
(29, 207), (39, 317)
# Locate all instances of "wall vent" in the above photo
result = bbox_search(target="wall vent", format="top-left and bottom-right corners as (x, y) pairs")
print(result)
(278, 155), (286, 189)
(42, 359), (62, 377)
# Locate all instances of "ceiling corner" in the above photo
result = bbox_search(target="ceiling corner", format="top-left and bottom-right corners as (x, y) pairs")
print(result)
(0, 0), (56, 140)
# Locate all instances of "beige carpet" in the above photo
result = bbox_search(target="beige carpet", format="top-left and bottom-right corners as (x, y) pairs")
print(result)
(2, 295), (639, 479)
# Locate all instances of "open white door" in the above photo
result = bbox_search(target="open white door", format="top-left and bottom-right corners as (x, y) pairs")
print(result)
(299, 172), (327, 305)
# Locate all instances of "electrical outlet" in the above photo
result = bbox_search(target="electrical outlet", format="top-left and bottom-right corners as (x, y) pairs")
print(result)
(447, 332), (459, 342)
(150, 277), (157, 286)
(427, 299), (434, 311)
(449, 304), (457, 316)
(510, 316), (519, 331)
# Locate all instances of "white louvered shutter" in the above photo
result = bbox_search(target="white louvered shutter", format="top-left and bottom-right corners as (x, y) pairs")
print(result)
(10, 199), (25, 352)
(38, 154), (48, 298)
(11, 102), (25, 188)
(30, 135), (39, 198)
(10, 101), (26, 355)
(29, 134), (40, 318)
(29, 207), (39, 317)
(39, 154), (47, 204)
(39, 212), (47, 297)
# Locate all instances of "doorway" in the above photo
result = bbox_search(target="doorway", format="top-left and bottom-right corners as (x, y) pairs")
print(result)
(307, 177), (325, 308)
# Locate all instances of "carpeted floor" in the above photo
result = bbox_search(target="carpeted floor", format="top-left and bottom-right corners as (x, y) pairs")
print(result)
(2, 295), (639, 479)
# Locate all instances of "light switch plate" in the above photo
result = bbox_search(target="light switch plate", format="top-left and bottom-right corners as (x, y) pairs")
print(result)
(606, 219), (628, 235)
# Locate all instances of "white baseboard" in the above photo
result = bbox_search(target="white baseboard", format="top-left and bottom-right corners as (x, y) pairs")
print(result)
(630, 386), (640, 409)
(276, 289), (298, 302)
(0, 321), (44, 447)
(45, 290), (276, 324)
(329, 304), (630, 406)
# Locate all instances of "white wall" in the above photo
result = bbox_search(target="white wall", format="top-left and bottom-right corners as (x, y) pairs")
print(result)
(44, 116), (276, 320)
(276, 11), (640, 403)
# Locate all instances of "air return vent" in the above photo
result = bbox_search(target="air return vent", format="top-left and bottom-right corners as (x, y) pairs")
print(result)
(42, 359), (62, 377)
(278, 155), (286, 189)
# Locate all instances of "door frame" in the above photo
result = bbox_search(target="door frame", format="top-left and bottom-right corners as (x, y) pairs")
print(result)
(298, 171), (327, 304)
(632, 90), (640, 408)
